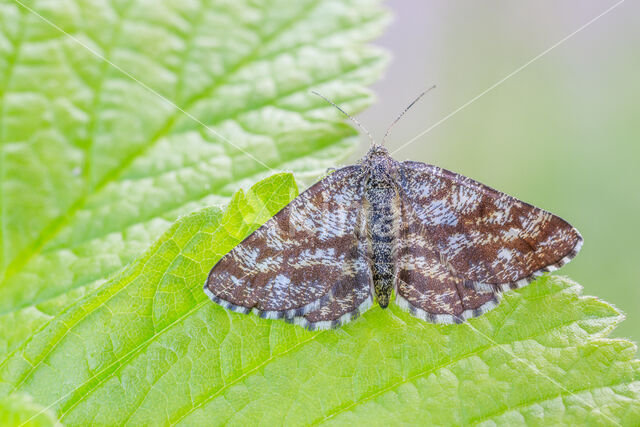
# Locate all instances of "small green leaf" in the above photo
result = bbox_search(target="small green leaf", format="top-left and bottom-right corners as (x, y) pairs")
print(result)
(0, 393), (61, 427)
(0, 173), (637, 425)
(0, 0), (388, 356)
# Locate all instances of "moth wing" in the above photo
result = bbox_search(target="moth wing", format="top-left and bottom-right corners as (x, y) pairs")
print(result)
(395, 200), (500, 323)
(398, 161), (582, 292)
(291, 209), (374, 330)
(205, 166), (373, 321)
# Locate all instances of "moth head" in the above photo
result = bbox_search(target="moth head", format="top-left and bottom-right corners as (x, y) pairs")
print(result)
(366, 144), (389, 158)
(363, 145), (397, 185)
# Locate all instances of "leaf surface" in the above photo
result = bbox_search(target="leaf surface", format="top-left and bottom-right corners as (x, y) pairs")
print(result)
(0, 0), (388, 356)
(0, 173), (638, 426)
(0, 393), (60, 427)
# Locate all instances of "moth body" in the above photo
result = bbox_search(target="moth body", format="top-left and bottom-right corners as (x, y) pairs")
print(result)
(363, 147), (401, 308)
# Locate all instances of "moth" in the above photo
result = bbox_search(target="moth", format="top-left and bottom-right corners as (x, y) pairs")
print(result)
(204, 90), (582, 330)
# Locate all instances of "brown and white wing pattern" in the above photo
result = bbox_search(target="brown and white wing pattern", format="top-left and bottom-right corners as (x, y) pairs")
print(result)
(395, 161), (582, 323)
(292, 218), (374, 330)
(204, 166), (373, 329)
(395, 203), (500, 324)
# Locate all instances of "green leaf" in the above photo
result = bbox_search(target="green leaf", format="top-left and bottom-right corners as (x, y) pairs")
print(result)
(0, 393), (61, 427)
(0, 173), (638, 425)
(0, 0), (388, 356)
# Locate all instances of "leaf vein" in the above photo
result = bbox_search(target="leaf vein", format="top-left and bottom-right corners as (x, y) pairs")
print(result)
(315, 313), (614, 424)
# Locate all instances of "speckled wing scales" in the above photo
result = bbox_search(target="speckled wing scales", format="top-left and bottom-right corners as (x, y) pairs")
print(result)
(395, 161), (582, 323)
(204, 166), (373, 329)
(395, 200), (501, 324)
(292, 207), (374, 330)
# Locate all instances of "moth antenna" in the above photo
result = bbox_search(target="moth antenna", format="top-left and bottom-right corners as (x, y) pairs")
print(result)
(381, 85), (436, 146)
(311, 91), (376, 147)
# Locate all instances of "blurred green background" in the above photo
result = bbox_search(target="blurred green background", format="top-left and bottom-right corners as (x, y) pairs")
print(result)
(358, 1), (640, 341)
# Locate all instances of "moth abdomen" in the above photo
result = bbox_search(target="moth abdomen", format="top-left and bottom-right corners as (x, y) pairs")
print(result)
(365, 181), (400, 309)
